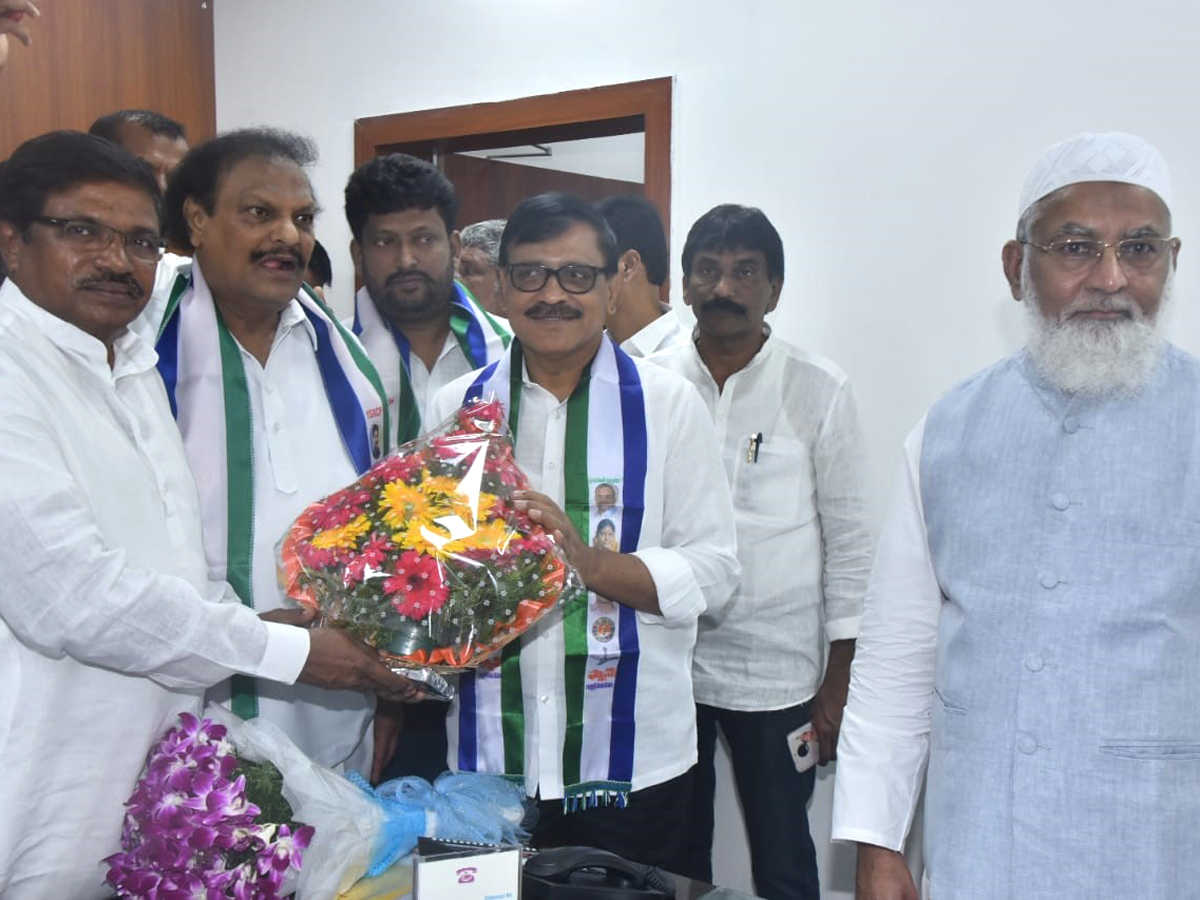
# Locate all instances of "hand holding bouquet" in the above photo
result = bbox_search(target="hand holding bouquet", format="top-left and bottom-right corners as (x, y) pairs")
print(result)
(280, 399), (583, 697)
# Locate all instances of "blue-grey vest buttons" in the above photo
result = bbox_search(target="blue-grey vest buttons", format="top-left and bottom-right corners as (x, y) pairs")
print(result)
(1017, 734), (1038, 754)
(1062, 416), (1079, 433)
(1039, 572), (1059, 588)
(1024, 654), (1045, 672)
(1052, 493), (1070, 510)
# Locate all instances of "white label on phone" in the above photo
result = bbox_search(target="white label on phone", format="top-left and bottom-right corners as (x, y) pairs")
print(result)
(787, 722), (818, 773)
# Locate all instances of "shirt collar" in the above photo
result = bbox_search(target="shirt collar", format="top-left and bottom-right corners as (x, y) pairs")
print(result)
(687, 322), (775, 377)
(191, 258), (318, 351)
(0, 277), (158, 379)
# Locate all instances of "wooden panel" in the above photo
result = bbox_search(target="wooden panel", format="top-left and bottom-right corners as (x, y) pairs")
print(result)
(443, 153), (644, 231)
(0, 0), (215, 158)
(354, 78), (672, 246)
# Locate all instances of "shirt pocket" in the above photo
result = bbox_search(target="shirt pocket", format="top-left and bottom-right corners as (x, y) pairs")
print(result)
(1098, 740), (1200, 760)
(732, 435), (814, 527)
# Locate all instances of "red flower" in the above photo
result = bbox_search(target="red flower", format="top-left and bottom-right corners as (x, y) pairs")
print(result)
(455, 399), (506, 435)
(309, 495), (360, 531)
(383, 551), (449, 621)
(344, 535), (392, 587)
(369, 453), (424, 485)
(297, 542), (338, 570)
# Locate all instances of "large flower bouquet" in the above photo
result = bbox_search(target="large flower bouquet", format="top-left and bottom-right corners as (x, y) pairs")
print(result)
(280, 399), (583, 696)
(105, 712), (313, 898)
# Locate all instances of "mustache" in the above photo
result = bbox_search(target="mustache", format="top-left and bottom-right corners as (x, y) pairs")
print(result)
(700, 296), (745, 316)
(76, 272), (145, 298)
(250, 248), (304, 267)
(524, 302), (582, 319)
(386, 269), (432, 287)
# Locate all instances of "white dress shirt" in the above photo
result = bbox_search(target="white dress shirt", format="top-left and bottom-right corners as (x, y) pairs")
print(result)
(192, 298), (376, 771)
(831, 420), (937, 851)
(352, 289), (509, 435)
(654, 331), (872, 709)
(619, 306), (688, 359)
(429, 355), (740, 797)
(0, 280), (307, 899)
(129, 250), (190, 345)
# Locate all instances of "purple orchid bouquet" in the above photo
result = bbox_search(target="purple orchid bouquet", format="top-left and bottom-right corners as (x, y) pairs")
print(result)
(105, 712), (314, 898)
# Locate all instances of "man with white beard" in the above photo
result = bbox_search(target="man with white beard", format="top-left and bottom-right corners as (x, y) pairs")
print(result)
(832, 132), (1200, 900)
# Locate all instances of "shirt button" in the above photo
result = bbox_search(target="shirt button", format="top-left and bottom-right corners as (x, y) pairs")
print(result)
(1017, 734), (1038, 755)
(1062, 417), (1079, 434)
(547, 460), (558, 471)
(1024, 654), (1045, 672)
(1051, 493), (1070, 511)
(272, 421), (283, 434)
(1039, 572), (1059, 589)
(539, 695), (549, 705)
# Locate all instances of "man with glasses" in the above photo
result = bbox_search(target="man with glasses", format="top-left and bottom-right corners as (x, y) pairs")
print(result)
(0, 132), (418, 898)
(833, 132), (1197, 899)
(654, 204), (872, 900)
(429, 192), (739, 870)
(346, 153), (509, 447)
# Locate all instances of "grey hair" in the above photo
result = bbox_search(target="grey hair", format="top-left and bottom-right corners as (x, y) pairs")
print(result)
(460, 218), (506, 266)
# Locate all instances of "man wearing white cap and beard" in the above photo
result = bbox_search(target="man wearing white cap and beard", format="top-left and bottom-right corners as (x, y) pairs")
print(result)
(831, 132), (1199, 900)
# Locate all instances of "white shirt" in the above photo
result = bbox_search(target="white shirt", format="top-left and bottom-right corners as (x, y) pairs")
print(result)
(0, 280), (307, 899)
(619, 306), (688, 359)
(130, 250), (190, 345)
(654, 332), (872, 709)
(353, 287), (510, 436)
(830, 420), (938, 851)
(430, 355), (740, 797)
(187, 290), (376, 770)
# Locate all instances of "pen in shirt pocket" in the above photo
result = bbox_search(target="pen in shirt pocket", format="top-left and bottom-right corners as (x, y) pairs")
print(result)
(746, 432), (763, 463)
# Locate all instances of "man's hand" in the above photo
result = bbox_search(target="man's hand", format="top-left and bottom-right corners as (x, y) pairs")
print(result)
(298, 628), (424, 703)
(370, 699), (405, 784)
(0, 1), (40, 45)
(811, 638), (856, 764)
(512, 489), (660, 613)
(512, 489), (593, 579)
(856, 844), (918, 900)
(259, 605), (318, 627)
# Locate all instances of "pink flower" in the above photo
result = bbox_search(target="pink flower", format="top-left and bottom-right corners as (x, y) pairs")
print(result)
(384, 551), (450, 621)
(344, 534), (393, 587)
(370, 453), (424, 485)
(456, 399), (506, 434)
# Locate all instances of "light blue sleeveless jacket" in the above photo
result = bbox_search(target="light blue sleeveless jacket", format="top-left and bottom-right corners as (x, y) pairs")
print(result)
(920, 346), (1200, 899)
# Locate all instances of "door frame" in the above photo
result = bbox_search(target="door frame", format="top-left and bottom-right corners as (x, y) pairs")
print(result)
(353, 77), (673, 239)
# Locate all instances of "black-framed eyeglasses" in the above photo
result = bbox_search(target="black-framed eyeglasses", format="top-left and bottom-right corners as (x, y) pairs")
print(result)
(506, 263), (607, 294)
(33, 216), (164, 266)
(1021, 237), (1177, 273)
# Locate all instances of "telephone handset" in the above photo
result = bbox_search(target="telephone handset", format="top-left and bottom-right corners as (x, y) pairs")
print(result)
(522, 845), (676, 899)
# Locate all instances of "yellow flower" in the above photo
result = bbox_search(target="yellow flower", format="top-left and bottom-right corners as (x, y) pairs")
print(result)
(310, 514), (371, 551)
(380, 481), (437, 530)
(461, 519), (513, 552)
(421, 474), (465, 502)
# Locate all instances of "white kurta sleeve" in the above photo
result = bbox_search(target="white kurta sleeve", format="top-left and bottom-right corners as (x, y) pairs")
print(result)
(634, 379), (740, 626)
(832, 419), (941, 851)
(0, 398), (309, 692)
(813, 378), (873, 642)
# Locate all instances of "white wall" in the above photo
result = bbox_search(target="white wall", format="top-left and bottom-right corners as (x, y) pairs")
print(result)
(214, 2), (1200, 896)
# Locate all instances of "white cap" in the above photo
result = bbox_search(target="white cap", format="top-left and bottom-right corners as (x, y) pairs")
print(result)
(1019, 132), (1172, 217)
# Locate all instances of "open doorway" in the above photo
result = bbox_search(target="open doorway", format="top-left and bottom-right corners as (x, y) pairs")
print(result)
(353, 78), (672, 244)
